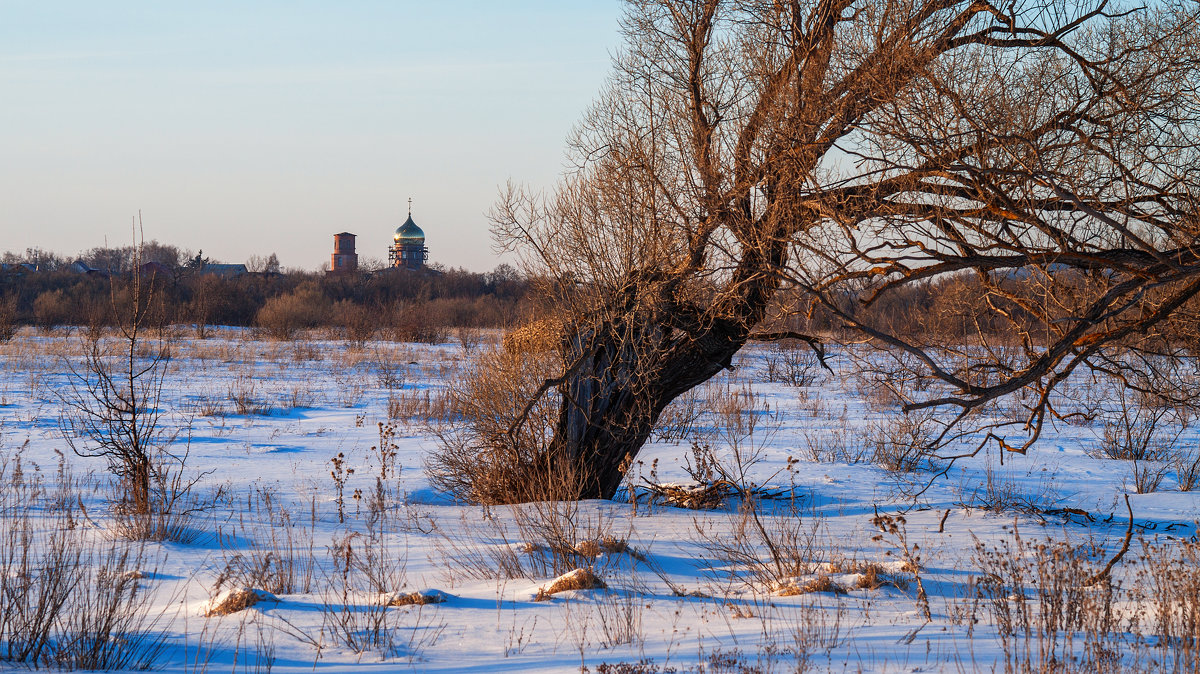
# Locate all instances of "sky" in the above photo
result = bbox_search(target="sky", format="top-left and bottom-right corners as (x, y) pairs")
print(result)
(0, 1), (622, 272)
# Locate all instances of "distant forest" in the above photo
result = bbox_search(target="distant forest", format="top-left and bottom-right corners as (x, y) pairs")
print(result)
(4, 241), (1198, 351)
(0, 242), (531, 341)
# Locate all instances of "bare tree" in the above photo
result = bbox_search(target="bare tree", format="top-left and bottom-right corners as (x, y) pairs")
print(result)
(60, 273), (166, 516)
(246, 253), (280, 274)
(474, 0), (1200, 501)
(60, 222), (207, 537)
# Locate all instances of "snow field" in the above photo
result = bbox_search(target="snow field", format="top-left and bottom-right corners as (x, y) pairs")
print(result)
(0, 328), (1196, 672)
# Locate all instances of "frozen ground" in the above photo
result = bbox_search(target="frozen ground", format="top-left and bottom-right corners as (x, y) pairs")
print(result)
(0, 327), (1197, 672)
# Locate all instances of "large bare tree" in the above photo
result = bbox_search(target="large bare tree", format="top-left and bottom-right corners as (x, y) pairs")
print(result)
(482, 0), (1200, 501)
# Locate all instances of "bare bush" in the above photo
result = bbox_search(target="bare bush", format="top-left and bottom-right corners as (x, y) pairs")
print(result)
(0, 295), (16, 343)
(388, 303), (449, 344)
(374, 353), (408, 390)
(1128, 459), (1170, 495)
(1174, 446), (1200, 491)
(426, 346), (569, 504)
(800, 422), (872, 465)
(761, 343), (820, 387)
(868, 411), (941, 473)
(1092, 387), (1184, 463)
(455, 326), (482, 352)
(692, 503), (824, 593)
(953, 456), (1064, 515)
(333, 299), (377, 347)
(255, 285), (330, 340)
(33, 289), (72, 333)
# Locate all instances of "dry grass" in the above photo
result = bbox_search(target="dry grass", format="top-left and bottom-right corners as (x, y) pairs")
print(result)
(776, 574), (847, 596)
(693, 501), (826, 593)
(0, 454), (172, 669)
(972, 524), (1122, 672)
(204, 587), (278, 617)
(574, 536), (647, 562)
(534, 568), (607, 601)
(215, 488), (317, 596)
(386, 590), (448, 607)
(425, 345), (568, 504)
(824, 559), (910, 591)
(387, 387), (457, 424)
(953, 456), (1064, 515)
(1134, 540), (1200, 672)
(435, 498), (630, 586)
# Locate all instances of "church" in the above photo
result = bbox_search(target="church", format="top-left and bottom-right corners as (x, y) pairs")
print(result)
(388, 202), (427, 270)
(326, 200), (429, 275)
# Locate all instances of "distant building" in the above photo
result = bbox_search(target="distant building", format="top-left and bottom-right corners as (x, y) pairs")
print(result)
(329, 232), (358, 274)
(199, 263), (247, 278)
(138, 261), (172, 280)
(67, 261), (109, 277)
(388, 202), (428, 270)
(0, 263), (39, 275)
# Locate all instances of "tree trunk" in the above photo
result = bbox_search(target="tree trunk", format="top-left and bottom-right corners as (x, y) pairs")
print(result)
(553, 342), (713, 499)
(549, 236), (788, 500)
(551, 308), (762, 500)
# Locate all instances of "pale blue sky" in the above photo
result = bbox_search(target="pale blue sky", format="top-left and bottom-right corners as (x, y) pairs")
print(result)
(0, 1), (622, 271)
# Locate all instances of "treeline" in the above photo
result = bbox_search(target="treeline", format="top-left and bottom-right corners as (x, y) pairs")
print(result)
(0, 245), (532, 342)
(2, 241), (198, 274)
(767, 268), (1200, 351)
(9, 241), (1198, 350)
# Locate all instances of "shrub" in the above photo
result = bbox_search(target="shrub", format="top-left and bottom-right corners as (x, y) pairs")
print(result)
(333, 299), (377, 346)
(1174, 446), (1200, 491)
(0, 295), (15, 342)
(255, 284), (330, 339)
(32, 288), (72, 332)
(1092, 386), (1182, 462)
(761, 342), (820, 386)
(388, 302), (449, 344)
(869, 410), (941, 472)
(426, 345), (570, 504)
(58, 260), (208, 541)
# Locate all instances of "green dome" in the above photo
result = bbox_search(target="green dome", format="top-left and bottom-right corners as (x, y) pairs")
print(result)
(394, 214), (425, 244)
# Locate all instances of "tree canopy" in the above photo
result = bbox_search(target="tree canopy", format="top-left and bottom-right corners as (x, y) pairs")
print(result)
(475, 0), (1200, 502)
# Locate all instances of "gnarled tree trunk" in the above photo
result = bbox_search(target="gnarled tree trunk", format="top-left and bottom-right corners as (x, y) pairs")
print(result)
(552, 253), (785, 499)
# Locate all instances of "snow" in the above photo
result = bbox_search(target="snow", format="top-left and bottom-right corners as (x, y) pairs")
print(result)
(0, 327), (1196, 672)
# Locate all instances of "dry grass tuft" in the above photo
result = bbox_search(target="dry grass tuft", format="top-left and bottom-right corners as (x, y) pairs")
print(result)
(534, 568), (607, 601)
(847, 563), (908, 591)
(574, 536), (647, 562)
(386, 590), (448, 607)
(776, 574), (846, 596)
(501, 317), (561, 355)
(204, 587), (278, 617)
